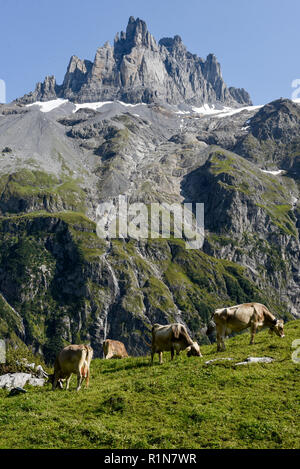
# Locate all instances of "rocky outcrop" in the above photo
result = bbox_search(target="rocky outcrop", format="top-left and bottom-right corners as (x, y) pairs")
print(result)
(229, 87), (252, 105)
(17, 17), (251, 107)
(234, 99), (300, 171)
(182, 148), (300, 318)
(19, 76), (60, 105)
(0, 373), (45, 390)
(62, 56), (93, 95)
(0, 293), (25, 340)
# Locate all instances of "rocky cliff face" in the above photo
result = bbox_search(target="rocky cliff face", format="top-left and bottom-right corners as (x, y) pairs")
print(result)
(234, 99), (300, 173)
(18, 17), (251, 107)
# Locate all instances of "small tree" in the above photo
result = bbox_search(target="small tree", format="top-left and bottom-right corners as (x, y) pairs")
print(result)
(2, 147), (12, 153)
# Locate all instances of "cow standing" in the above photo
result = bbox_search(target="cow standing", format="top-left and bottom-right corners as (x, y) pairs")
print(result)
(103, 339), (129, 359)
(151, 323), (202, 364)
(213, 302), (285, 351)
(51, 344), (93, 391)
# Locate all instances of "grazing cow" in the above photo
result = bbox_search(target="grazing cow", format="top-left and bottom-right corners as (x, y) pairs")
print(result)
(213, 302), (285, 351)
(151, 323), (202, 364)
(51, 344), (93, 391)
(103, 339), (129, 359)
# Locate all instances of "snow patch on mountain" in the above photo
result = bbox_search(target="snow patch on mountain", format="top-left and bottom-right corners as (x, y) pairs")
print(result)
(26, 99), (68, 112)
(26, 99), (147, 114)
(73, 101), (113, 112)
(191, 104), (263, 118)
(260, 169), (285, 175)
(24, 98), (299, 120)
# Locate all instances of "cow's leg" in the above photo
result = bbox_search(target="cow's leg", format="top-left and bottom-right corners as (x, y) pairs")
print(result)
(151, 348), (155, 364)
(217, 324), (226, 351)
(76, 372), (83, 391)
(216, 325), (223, 351)
(217, 334), (225, 351)
(221, 333), (226, 351)
(221, 325), (226, 350)
(171, 347), (174, 361)
(173, 344), (180, 359)
(66, 375), (71, 390)
(250, 323), (257, 345)
(216, 325), (221, 351)
(222, 339), (226, 351)
(159, 352), (163, 364)
(52, 375), (58, 391)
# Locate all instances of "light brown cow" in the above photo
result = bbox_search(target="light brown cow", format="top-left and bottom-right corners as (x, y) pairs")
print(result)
(213, 302), (285, 351)
(51, 344), (93, 391)
(151, 323), (202, 364)
(103, 339), (129, 359)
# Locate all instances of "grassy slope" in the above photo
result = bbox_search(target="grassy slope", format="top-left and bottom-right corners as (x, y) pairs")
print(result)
(0, 320), (299, 449)
(0, 170), (87, 214)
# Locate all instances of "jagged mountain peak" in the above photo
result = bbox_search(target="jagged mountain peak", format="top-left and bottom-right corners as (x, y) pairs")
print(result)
(114, 16), (157, 55)
(159, 34), (185, 51)
(17, 16), (252, 107)
(126, 16), (149, 43)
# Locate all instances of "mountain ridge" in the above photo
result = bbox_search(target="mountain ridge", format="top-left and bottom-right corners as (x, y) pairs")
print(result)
(17, 16), (251, 107)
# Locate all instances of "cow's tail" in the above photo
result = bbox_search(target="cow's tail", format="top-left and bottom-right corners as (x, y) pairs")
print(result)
(142, 336), (152, 348)
(172, 324), (181, 339)
(84, 345), (93, 387)
(52, 356), (61, 389)
(85, 345), (93, 364)
(78, 347), (89, 387)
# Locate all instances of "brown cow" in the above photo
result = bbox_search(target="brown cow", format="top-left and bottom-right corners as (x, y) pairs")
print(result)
(213, 302), (285, 351)
(151, 323), (202, 364)
(103, 339), (129, 359)
(51, 344), (93, 391)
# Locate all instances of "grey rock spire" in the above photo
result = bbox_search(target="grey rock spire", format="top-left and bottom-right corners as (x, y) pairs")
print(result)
(18, 17), (252, 106)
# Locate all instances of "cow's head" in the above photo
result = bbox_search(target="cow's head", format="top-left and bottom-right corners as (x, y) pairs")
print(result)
(186, 342), (202, 357)
(269, 319), (285, 338)
(48, 374), (64, 389)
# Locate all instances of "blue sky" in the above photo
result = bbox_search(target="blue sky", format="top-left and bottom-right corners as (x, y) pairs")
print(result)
(0, 0), (299, 104)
